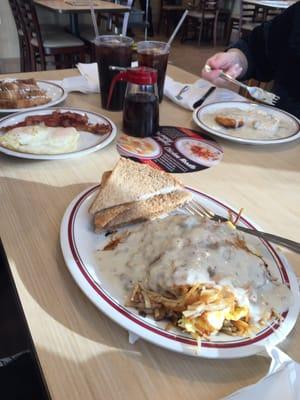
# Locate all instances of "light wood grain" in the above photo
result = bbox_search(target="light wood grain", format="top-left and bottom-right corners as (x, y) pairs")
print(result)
(0, 66), (299, 400)
(34, 0), (129, 13)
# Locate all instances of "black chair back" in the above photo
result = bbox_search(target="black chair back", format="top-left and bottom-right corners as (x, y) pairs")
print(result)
(16, 0), (46, 70)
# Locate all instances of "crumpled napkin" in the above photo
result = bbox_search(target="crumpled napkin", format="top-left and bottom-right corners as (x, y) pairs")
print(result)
(164, 76), (246, 110)
(76, 62), (99, 92)
(222, 347), (300, 400)
(59, 62), (139, 93)
(51, 63), (99, 93)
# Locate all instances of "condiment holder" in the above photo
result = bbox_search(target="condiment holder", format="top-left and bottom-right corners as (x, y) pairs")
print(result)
(107, 67), (159, 137)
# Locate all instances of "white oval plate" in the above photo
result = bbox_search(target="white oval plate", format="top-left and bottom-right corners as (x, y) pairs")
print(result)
(193, 101), (300, 145)
(174, 137), (223, 167)
(117, 134), (163, 159)
(0, 107), (117, 160)
(60, 185), (299, 359)
(0, 80), (67, 114)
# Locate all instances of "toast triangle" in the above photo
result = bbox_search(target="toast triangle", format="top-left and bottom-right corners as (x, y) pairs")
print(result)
(89, 158), (184, 215)
(94, 190), (192, 231)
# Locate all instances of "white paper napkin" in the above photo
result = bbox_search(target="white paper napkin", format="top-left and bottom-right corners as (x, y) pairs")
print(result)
(50, 63), (99, 93)
(52, 75), (98, 93)
(75, 62), (140, 93)
(76, 62), (99, 92)
(164, 76), (246, 110)
(223, 347), (300, 400)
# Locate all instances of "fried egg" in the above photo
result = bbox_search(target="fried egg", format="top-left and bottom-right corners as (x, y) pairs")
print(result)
(0, 125), (80, 154)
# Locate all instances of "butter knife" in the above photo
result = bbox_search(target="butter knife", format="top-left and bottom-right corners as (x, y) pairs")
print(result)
(193, 86), (216, 109)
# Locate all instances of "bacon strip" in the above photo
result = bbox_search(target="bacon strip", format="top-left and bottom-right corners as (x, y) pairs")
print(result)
(2, 111), (111, 135)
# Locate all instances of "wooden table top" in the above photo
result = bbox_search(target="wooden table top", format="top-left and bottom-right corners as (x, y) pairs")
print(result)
(0, 66), (299, 400)
(34, 0), (130, 13)
(243, 0), (297, 9)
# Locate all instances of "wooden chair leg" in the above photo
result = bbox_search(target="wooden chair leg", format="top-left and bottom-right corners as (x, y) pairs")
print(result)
(180, 19), (186, 42)
(54, 54), (62, 69)
(158, 10), (163, 33)
(213, 20), (217, 46)
(30, 48), (38, 72)
(90, 44), (96, 63)
(181, 17), (190, 42)
(24, 45), (32, 72)
(64, 54), (71, 69)
(20, 45), (26, 72)
(198, 18), (204, 44)
(213, 12), (219, 47)
(40, 51), (47, 71)
(225, 18), (233, 45)
(79, 50), (85, 63)
(166, 13), (171, 37)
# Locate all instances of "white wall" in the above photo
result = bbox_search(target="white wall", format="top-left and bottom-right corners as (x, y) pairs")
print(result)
(0, 0), (19, 58)
(0, 0), (68, 60)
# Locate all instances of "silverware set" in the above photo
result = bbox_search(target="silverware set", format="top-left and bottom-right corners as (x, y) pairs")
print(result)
(204, 64), (280, 106)
(185, 200), (300, 253)
(174, 85), (216, 108)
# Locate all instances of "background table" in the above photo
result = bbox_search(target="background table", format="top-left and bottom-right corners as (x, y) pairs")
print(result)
(34, 0), (130, 35)
(0, 66), (299, 400)
(243, 0), (297, 9)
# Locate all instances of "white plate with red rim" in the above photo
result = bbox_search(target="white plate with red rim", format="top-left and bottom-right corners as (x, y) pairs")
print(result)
(0, 107), (117, 160)
(0, 80), (68, 114)
(193, 101), (300, 145)
(116, 134), (163, 159)
(60, 185), (300, 358)
(174, 137), (223, 167)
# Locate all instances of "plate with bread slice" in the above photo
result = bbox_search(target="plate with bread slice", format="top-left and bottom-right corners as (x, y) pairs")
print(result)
(60, 158), (299, 359)
(193, 101), (300, 145)
(0, 107), (116, 159)
(0, 78), (67, 113)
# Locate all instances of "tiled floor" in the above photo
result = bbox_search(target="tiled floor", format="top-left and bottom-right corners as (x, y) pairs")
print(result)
(168, 40), (225, 76)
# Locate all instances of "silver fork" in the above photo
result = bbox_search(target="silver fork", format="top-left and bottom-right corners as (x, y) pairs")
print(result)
(184, 200), (300, 253)
(204, 64), (280, 106)
(175, 85), (189, 100)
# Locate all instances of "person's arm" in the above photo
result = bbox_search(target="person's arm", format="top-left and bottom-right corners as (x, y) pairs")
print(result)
(203, 3), (298, 85)
(232, 22), (274, 82)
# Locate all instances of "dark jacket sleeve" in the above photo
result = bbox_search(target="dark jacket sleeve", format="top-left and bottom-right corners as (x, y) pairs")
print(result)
(231, 3), (300, 83)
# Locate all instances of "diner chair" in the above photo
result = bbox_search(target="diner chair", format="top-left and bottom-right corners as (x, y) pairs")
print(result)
(79, 0), (133, 62)
(16, 0), (87, 71)
(126, 7), (146, 35)
(265, 6), (281, 20)
(101, 0), (134, 37)
(88, 0), (134, 38)
(181, 0), (221, 47)
(226, 0), (263, 44)
(158, 0), (186, 36)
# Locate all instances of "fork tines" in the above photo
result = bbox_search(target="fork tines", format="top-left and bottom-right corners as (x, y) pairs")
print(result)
(260, 91), (280, 106)
(184, 200), (215, 219)
(270, 94), (280, 106)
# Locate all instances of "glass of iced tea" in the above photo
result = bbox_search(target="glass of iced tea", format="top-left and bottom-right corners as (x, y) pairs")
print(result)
(137, 41), (170, 103)
(94, 35), (133, 111)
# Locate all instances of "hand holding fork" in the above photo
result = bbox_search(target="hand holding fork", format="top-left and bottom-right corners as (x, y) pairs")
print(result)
(202, 51), (280, 106)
